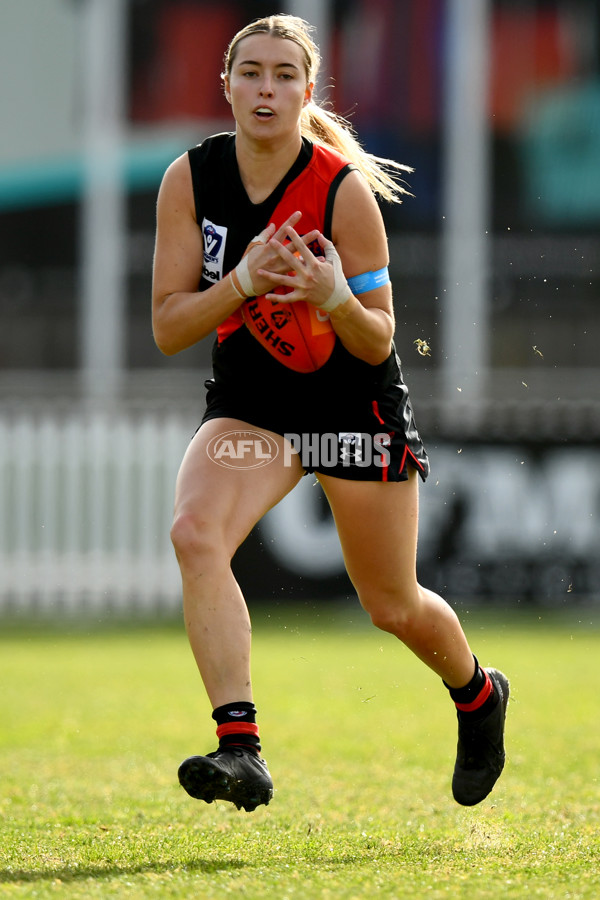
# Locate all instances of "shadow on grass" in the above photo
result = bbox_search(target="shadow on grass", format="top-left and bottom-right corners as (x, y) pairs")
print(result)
(0, 849), (377, 886)
(0, 857), (246, 885)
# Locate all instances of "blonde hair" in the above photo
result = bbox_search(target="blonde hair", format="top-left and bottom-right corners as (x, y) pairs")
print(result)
(223, 15), (412, 203)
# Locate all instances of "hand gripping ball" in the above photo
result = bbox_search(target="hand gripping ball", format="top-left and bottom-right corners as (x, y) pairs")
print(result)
(241, 243), (335, 373)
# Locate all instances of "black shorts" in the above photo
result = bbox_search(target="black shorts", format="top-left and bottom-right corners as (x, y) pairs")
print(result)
(201, 355), (430, 483)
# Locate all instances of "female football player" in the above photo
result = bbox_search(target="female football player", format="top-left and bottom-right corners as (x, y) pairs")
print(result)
(152, 14), (509, 812)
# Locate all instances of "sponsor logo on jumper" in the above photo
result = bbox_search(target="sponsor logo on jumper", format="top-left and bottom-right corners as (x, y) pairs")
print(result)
(202, 218), (227, 282)
(207, 430), (279, 469)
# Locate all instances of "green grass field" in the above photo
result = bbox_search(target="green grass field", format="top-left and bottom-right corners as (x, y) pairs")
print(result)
(1, 604), (599, 899)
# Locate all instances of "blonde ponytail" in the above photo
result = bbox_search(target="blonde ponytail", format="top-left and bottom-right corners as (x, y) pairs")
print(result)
(301, 103), (412, 204)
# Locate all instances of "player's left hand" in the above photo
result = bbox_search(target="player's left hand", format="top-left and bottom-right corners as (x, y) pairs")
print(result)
(258, 227), (350, 310)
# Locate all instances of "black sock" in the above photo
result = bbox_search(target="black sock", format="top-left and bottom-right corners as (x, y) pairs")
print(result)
(212, 701), (261, 753)
(445, 656), (497, 720)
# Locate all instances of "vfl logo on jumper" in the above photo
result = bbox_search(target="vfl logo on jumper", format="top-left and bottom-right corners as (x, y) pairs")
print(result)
(202, 218), (227, 283)
(207, 430), (279, 469)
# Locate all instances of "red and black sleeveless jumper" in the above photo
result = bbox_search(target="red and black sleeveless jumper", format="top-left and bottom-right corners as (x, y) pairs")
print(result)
(188, 132), (429, 482)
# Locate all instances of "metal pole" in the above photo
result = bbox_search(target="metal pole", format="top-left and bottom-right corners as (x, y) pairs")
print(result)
(285, 0), (331, 97)
(79, 0), (127, 401)
(440, 0), (492, 429)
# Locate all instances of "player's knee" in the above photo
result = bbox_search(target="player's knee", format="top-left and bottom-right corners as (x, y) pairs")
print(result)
(362, 591), (419, 639)
(170, 511), (220, 564)
(368, 606), (409, 637)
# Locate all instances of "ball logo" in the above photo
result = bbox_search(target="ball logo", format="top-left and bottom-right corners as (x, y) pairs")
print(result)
(241, 234), (335, 373)
(207, 430), (279, 469)
(270, 308), (292, 329)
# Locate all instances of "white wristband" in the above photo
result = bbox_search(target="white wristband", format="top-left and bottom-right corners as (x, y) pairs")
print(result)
(234, 227), (271, 297)
(318, 244), (352, 312)
(235, 255), (256, 297)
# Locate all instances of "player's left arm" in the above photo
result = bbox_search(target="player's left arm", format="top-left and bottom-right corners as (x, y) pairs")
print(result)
(259, 170), (395, 365)
(326, 169), (395, 365)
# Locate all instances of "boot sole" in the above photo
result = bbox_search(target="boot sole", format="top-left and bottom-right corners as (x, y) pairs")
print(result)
(178, 756), (273, 812)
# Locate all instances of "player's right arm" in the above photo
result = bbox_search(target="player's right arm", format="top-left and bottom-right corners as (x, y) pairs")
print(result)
(152, 154), (245, 356)
(152, 156), (305, 356)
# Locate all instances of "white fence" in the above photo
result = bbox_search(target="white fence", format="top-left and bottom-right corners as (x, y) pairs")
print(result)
(0, 409), (191, 615)
(2, 401), (599, 616)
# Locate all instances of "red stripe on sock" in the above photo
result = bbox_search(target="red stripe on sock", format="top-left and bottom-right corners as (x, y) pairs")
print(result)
(216, 722), (260, 739)
(454, 670), (494, 713)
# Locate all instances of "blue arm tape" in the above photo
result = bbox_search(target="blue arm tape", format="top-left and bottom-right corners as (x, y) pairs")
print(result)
(347, 266), (390, 295)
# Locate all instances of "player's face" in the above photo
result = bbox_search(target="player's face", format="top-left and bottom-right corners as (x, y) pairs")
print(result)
(224, 34), (313, 143)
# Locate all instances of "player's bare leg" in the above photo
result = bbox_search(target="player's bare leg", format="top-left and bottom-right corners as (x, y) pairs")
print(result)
(171, 418), (303, 810)
(318, 468), (475, 686)
(171, 418), (303, 705)
(318, 468), (509, 805)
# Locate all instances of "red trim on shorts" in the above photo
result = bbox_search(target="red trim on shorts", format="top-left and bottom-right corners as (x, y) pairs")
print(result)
(398, 445), (408, 474)
(405, 445), (425, 472)
(216, 722), (260, 739)
(372, 399), (426, 481)
(371, 400), (390, 482)
(371, 400), (384, 425)
(454, 671), (494, 713)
